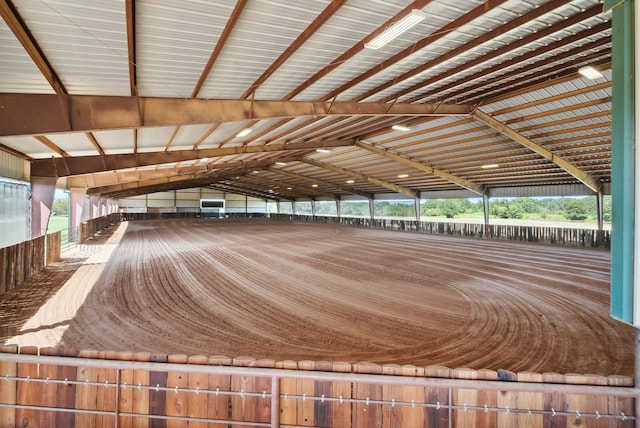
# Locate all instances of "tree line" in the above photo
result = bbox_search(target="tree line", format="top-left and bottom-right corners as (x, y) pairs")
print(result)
(333, 196), (611, 222)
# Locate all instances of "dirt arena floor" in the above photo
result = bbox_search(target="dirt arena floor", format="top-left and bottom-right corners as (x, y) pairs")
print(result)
(0, 218), (634, 376)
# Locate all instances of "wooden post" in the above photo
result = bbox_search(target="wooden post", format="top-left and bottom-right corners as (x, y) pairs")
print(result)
(166, 354), (188, 428)
(186, 355), (209, 428)
(352, 362), (382, 427)
(297, 361), (316, 426)
(0, 345), (18, 427)
(424, 366), (450, 427)
(117, 351), (135, 428)
(453, 368), (478, 428)
(275, 360), (298, 426)
(75, 349), (100, 427)
(515, 371), (543, 426)
(132, 351), (152, 428)
(542, 372), (567, 427)
(38, 348), (59, 427)
(148, 354), (168, 428)
(208, 355), (232, 428)
(16, 346), (39, 428)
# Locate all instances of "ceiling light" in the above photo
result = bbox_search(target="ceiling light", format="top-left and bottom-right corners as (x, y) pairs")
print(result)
(397, 174), (409, 178)
(480, 163), (500, 169)
(316, 148), (332, 153)
(392, 124), (411, 132)
(578, 66), (603, 80)
(312, 184), (319, 188)
(252, 170), (260, 173)
(275, 161), (288, 165)
(236, 128), (252, 137)
(346, 179), (355, 184)
(365, 9), (427, 50)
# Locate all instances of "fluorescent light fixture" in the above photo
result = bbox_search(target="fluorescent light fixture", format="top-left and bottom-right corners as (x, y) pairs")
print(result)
(365, 9), (426, 50)
(316, 148), (332, 153)
(252, 170), (260, 173)
(312, 184), (319, 188)
(397, 174), (409, 178)
(578, 66), (603, 80)
(236, 128), (252, 137)
(480, 163), (500, 169)
(275, 161), (288, 165)
(392, 124), (411, 132)
(346, 179), (355, 184)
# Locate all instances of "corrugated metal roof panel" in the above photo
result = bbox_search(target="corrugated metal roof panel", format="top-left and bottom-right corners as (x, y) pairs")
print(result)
(197, 0), (331, 99)
(0, 136), (58, 159)
(93, 129), (135, 154)
(0, 19), (55, 93)
(12, 0), (130, 95)
(136, 0), (236, 97)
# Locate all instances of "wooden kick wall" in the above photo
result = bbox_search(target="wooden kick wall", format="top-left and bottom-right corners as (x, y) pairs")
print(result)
(0, 231), (60, 297)
(271, 214), (611, 248)
(78, 213), (120, 244)
(0, 345), (635, 428)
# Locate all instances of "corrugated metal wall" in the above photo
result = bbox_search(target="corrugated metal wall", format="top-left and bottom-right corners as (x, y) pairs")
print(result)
(0, 151), (29, 182)
(118, 188), (267, 214)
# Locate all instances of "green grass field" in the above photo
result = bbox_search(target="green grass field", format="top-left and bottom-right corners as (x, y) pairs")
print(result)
(47, 215), (69, 233)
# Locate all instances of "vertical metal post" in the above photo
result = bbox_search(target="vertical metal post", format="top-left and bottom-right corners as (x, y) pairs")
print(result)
(609, 0), (636, 323)
(596, 191), (604, 231)
(483, 190), (490, 239)
(271, 376), (280, 428)
(369, 198), (374, 222)
(414, 196), (421, 222)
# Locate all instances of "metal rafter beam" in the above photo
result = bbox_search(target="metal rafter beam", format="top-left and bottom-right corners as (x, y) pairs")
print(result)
(91, 167), (257, 198)
(472, 109), (602, 193)
(284, 0), (433, 101)
(302, 158), (417, 199)
(68, 156), (305, 189)
(355, 140), (485, 195)
(236, 176), (313, 200)
(250, 174), (338, 200)
(192, 0), (247, 97)
(0, 94), (472, 137)
(32, 138), (355, 177)
(241, 0), (347, 99)
(125, 0), (137, 96)
(0, 0), (66, 94)
(382, 5), (604, 103)
(270, 167), (373, 199)
(207, 183), (289, 202)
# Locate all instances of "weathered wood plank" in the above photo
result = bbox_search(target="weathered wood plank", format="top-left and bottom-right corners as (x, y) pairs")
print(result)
(15, 346), (39, 428)
(186, 355), (209, 428)
(132, 351), (151, 428)
(208, 355), (232, 428)
(0, 344), (18, 427)
(166, 354), (188, 428)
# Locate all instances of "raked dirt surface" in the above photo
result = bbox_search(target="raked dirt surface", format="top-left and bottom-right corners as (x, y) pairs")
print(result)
(0, 218), (634, 376)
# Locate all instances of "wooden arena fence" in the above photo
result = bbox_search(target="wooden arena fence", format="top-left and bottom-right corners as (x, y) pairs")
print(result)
(270, 214), (611, 248)
(0, 231), (60, 297)
(0, 345), (635, 428)
(78, 213), (121, 244)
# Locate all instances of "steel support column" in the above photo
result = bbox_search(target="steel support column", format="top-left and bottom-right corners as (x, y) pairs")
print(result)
(69, 188), (86, 243)
(608, 0), (635, 324)
(30, 177), (57, 238)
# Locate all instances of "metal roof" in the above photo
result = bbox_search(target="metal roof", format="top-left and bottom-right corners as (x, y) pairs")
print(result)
(0, 0), (613, 200)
